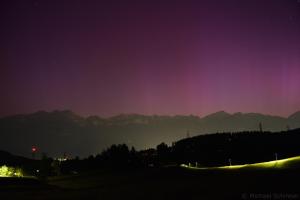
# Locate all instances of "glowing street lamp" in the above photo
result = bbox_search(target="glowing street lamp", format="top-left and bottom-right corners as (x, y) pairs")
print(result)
(228, 158), (232, 166)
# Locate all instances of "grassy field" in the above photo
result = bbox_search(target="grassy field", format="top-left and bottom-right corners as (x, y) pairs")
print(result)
(1, 156), (300, 200)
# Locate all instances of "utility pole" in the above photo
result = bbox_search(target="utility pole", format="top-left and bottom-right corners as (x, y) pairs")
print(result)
(186, 130), (190, 138)
(259, 122), (263, 133)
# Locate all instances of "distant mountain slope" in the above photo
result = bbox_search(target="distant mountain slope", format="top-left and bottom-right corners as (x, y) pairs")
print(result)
(288, 111), (300, 128)
(0, 150), (32, 166)
(0, 110), (299, 158)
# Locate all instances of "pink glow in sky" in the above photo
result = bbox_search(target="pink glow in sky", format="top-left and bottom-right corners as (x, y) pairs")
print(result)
(0, 0), (300, 117)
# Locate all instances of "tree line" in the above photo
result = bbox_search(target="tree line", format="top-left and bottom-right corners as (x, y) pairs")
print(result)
(1, 128), (300, 178)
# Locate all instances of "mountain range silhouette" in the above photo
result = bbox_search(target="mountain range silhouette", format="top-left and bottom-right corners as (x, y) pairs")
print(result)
(1, 110), (299, 158)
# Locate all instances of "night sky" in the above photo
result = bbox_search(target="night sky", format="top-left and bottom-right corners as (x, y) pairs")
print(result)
(1, 0), (300, 118)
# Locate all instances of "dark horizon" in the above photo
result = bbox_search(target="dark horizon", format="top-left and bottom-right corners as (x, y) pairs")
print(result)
(1, 108), (300, 158)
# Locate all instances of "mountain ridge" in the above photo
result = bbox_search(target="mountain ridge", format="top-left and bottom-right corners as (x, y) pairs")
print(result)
(1, 109), (297, 121)
(0, 110), (299, 158)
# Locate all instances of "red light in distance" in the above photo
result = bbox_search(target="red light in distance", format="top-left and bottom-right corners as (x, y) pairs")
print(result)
(32, 146), (37, 152)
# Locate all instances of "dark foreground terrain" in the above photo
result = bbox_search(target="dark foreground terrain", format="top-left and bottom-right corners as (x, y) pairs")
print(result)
(0, 167), (299, 200)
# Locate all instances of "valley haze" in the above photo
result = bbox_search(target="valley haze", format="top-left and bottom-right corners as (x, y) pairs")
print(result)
(1, 110), (300, 158)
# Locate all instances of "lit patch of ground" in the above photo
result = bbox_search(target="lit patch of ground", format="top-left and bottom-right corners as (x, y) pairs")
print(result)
(181, 155), (300, 170)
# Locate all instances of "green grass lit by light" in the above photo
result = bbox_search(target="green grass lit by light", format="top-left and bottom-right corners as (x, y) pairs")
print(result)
(180, 155), (300, 170)
(0, 165), (23, 177)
